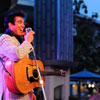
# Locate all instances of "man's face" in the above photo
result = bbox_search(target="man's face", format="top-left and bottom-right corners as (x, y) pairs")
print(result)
(10, 16), (25, 36)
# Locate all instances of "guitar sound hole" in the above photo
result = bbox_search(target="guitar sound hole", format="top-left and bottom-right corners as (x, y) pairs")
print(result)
(33, 70), (38, 78)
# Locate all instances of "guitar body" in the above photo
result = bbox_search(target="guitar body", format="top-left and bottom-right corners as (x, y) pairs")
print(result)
(5, 56), (45, 94)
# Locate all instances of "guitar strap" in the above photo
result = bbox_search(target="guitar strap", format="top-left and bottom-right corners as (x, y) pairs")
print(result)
(0, 57), (11, 76)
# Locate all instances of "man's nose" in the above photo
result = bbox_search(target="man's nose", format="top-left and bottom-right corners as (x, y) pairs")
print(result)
(22, 24), (25, 29)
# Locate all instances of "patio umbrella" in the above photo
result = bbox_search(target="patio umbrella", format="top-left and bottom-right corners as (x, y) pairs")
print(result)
(70, 69), (100, 81)
(70, 69), (100, 99)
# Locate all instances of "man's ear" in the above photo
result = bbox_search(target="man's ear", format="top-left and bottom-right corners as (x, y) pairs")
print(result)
(8, 22), (13, 28)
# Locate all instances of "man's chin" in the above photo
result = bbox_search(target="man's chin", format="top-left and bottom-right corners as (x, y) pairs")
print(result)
(21, 32), (26, 35)
(18, 32), (25, 36)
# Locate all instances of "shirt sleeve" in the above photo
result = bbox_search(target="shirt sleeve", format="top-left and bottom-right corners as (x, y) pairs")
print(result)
(0, 35), (34, 61)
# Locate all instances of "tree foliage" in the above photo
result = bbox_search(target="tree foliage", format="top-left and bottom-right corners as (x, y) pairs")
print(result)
(73, 0), (100, 73)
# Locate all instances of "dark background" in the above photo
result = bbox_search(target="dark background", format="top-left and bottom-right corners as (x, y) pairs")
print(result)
(0, 0), (34, 33)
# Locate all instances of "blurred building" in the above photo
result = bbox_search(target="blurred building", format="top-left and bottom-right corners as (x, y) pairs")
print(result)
(34, 0), (74, 100)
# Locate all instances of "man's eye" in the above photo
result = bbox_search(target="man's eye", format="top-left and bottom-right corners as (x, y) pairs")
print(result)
(18, 21), (22, 24)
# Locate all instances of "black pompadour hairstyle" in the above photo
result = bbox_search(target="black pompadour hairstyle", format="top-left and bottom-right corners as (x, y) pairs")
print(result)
(4, 10), (25, 28)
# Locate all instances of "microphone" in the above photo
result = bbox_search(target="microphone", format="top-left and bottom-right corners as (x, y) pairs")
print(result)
(25, 27), (35, 47)
(25, 27), (32, 34)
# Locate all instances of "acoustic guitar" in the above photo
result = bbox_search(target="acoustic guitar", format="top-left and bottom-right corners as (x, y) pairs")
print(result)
(5, 56), (45, 94)
(5, 56), (65, 94)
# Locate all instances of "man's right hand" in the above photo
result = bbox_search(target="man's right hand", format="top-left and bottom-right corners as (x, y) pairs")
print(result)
(24, 30), (35, 43)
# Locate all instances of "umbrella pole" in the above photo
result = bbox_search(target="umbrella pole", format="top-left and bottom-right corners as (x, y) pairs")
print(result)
(78, 80), (81, 100)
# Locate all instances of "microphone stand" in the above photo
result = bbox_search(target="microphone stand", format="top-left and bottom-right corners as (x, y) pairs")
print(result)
(26, 27), (47, 100)
(33, 48), (47, 100)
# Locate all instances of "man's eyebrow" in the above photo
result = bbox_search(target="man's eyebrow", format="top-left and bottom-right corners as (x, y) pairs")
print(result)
(17, 20), (23, 23)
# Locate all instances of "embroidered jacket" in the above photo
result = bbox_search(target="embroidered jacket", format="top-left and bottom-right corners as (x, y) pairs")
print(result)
(0, 33), (34, 100)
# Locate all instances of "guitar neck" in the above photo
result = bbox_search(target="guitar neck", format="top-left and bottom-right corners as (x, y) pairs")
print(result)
(40, 71), (62, 76)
